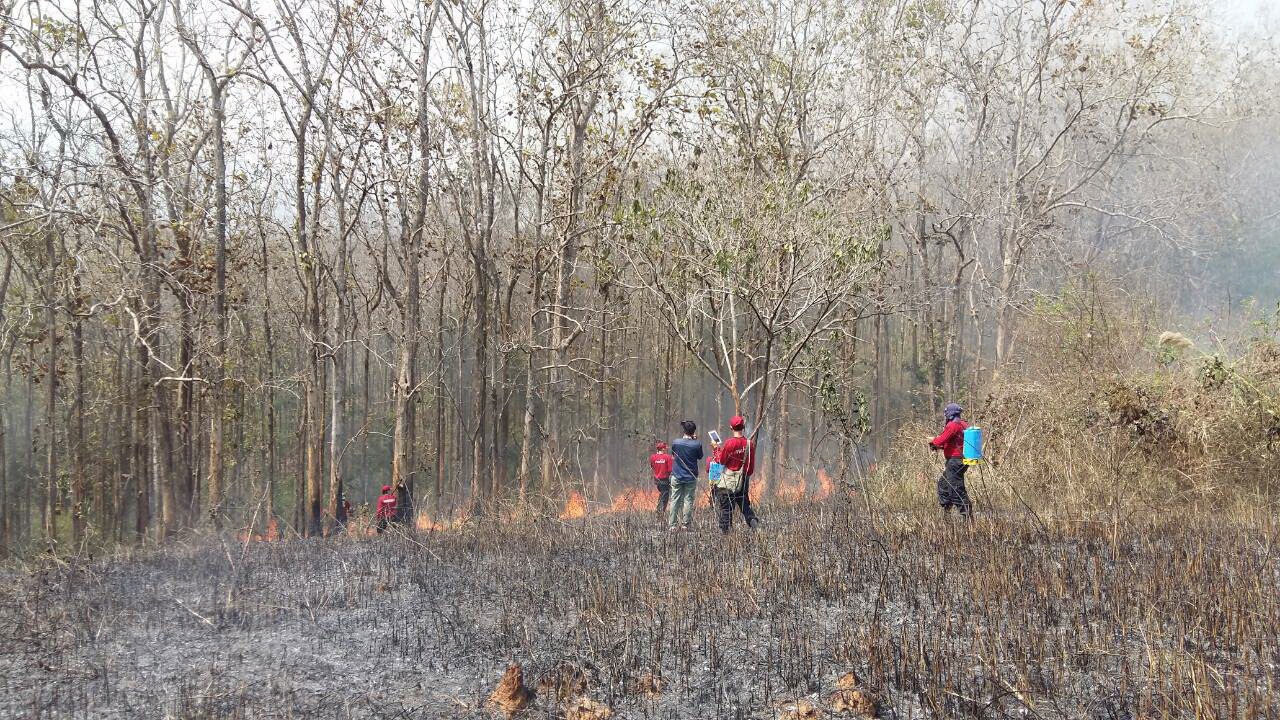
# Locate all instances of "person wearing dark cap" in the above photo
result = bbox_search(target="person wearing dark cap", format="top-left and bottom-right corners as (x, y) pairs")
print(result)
(667, 420), (704, 531)
(649, 441), (675, 514)
(712, 415), (760, 533)
(375, 484), (398, 533)
(929, 402), (972, 516)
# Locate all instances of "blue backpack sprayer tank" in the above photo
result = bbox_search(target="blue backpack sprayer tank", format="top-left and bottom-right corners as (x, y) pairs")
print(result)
(962, 426), (984, 465)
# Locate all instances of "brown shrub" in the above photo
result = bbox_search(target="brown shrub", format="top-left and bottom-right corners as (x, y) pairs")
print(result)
(486, 663), (534, 716)
(829, 671), (879, 717)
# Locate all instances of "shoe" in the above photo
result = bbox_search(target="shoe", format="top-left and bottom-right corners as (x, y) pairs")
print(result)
(747, 518), (760, 530)
(680, 524), (691, 532)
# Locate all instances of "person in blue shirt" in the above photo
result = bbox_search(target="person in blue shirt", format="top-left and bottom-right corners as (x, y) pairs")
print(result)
(667, 420), (704, 531)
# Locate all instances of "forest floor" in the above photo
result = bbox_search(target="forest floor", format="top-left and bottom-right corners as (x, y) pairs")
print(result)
(0, 495), (1276, 719)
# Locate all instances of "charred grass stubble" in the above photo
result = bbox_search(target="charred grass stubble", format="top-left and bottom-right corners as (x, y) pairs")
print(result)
(0, 500), (1277, 718)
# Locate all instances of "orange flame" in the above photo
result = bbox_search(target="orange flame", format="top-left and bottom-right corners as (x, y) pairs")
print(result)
(416, 508), (470, 532)
(777, 472), (806, 503)
(559, 491), (588, 520)
(237, 517), (281, 543)
(815, 469), (835, 500)
(749, 477), (767, 504)
(610, 487), (659, 512)
(416, 514), (446, 532)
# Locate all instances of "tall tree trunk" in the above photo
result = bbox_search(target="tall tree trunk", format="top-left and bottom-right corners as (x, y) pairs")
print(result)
(544, 118), (590, 496)
(434, 265), (447, 512)
(592, 318), (607, 498)
(176, 306), (195, 527)
(361, 340), (371, 499)
(392, 301), (420, 510)
(111, 335), (128, 544)
(133, 343), (150, 542)
(328, 168), (350, 533)
(261, 227), (277, 531)
(516, 248), (545, 504)
(491, 283), (508, 499)
(208, 81), (228, 529)
(43, 228), (57, 545)
(293, 113), (325, 538)
(25, 344), (34, 542)
(772, 384), (788, 489)
(0, 362), (7, 552)
(470, 260), (489, 504)
(0, 255), (11, 551)
(70, 302), (86, 545)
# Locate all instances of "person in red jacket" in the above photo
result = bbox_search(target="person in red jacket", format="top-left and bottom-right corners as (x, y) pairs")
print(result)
(713, 415), (760, 533)
(649, 441), (674, 514)
(929, 402), (971, 516)
(375, 485), (398, 533)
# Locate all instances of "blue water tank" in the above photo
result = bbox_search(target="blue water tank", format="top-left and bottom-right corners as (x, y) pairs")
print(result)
(962, 426), (984, 465)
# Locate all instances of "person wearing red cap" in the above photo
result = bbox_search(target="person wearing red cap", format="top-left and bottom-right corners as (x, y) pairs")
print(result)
(649, 441), (675, 514)
(375, 484), (398, 534)
(711, 415), (759, 532)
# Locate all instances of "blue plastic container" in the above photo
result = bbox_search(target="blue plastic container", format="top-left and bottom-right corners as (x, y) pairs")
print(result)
(962, 426), (984, 465)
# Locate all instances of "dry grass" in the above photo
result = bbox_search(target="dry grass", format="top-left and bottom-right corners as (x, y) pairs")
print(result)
(0, 496), (1275, 718)
(871, 293), (1280, 523)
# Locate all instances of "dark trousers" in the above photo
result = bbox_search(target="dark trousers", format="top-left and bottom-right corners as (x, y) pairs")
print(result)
(655, 481), (671, 514)
(713, 475), (759, 532)
(376, 516), (390, 534)
(937, 458), (971, 515)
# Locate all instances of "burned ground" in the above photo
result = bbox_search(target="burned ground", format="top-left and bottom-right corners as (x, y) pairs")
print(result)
(0, 499), (1276, 719)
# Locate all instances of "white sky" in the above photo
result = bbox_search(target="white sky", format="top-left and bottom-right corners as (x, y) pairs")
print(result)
(1217, 0), (1277, 30)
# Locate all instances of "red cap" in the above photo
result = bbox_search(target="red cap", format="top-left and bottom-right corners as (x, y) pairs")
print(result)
(729, 415), (746, 431)
(382, 485), (391, 493)
(656, 441), (667, 449)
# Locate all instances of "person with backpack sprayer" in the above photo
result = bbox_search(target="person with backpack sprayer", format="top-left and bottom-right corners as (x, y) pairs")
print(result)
(711, 415), (760, 533)
(929, 402), (972, 517)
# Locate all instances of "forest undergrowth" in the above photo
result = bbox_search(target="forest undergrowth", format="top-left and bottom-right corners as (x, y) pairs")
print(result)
(0, 494), (1275, 719)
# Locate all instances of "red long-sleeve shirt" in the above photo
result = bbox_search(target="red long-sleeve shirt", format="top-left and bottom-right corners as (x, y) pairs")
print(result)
(376, 492), (398, 519)
(649, 452), (673, 480)
(718, 436), (755, 475)
(930, 420), (970, 459)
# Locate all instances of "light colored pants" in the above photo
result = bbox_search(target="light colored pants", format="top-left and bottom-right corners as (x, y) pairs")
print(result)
(667, 481), (696, 528)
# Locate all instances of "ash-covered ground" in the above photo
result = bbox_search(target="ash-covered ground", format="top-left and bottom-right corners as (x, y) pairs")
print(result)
(1, 499), (1275, 719)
